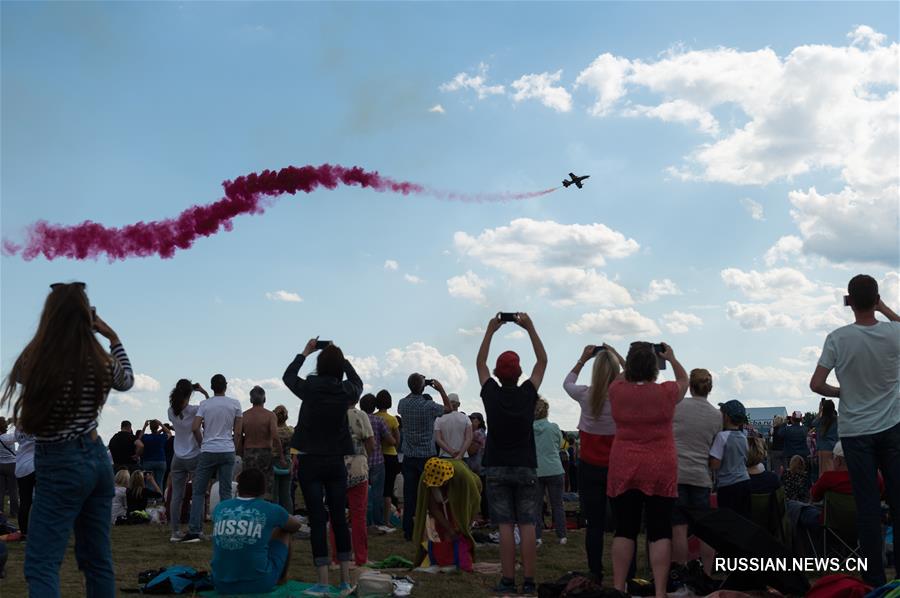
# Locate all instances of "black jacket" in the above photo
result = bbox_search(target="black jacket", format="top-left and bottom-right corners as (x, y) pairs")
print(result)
(282, 354), (362, 456)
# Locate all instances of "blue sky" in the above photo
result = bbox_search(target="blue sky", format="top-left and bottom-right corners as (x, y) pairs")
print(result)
(2, 2), (898, 439)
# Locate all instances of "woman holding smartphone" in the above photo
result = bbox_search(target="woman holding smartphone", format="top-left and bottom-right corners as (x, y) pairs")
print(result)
(167, 378), (208, 542)
(1, 282), (134, 597)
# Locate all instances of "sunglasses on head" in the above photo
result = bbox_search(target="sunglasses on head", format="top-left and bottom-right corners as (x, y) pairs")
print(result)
(50, 282), (86, 290)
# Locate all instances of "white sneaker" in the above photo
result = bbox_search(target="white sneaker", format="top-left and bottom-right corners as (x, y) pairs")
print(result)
(559, 537), (567, 545)
(169, 531), (185, 543)
(535, 538), (543, 547)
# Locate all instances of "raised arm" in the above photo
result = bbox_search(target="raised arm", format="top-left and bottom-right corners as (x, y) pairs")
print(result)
(517, 313), (547, 390)
(565, 346), (596, 397)
(810, 366), (840, 398)
(429, 379), (452, 413)
(877, 298), (900, 322)
(659, 343), (689, 401)
(476, 315), (504, 386)
(93, 315), (135, 392)
(344, 358), (364, 400)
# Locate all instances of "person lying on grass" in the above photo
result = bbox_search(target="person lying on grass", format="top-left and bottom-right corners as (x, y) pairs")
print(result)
(211, 468), (301, 595)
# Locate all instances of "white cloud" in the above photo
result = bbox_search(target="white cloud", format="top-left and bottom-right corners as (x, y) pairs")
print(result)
(440, 62), (505, 99)
(778, 346), (823, 368)
(662, 311), (704, 334)
(454, 218), (638, 307)
(740, 198), (765, 221)
(350, 343), (468, 395)
(764, 236), (805, 267)
(641, 278), (682, 302)
(576, 29), (898, 265)
(566, 308), (661, 340)
(622, 99), (719, 135)
(428, 104), (446, 114)
(883, 271), (900, 306)
(721, 267), (817, 301)
(130, 373), (161, 393)
(404, 274), (423, 285)
(447, 271), (489, 304)
(718, 363), (816, 409)
(510, 70), (572, 112)
(384, 259), (399, 271)
(265, 290), (303, 303)
(457, 326), (485, 337)
(226, 377), (288, 409)
(504, 330), (527, 340)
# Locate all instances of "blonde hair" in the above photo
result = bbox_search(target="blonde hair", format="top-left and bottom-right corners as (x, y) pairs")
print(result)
(747, 437), (767, 467)
(534, 397), (549, 420)
(115, 470), (130, 487)
(129, 470), (146, 498)
(788, 455), (806, 473)
(588, 352), (619, 417)
(773, 415), (784, 426)
(689, 368), (713, 397)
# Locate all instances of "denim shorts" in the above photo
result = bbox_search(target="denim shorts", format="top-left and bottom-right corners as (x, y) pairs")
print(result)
(484, 466), (539, 525)
(213, 540), (288, 594)
(672, 483), (710, 526)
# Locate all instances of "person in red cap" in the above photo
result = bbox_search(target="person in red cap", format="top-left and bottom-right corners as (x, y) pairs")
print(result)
(475, 312), (547, 595)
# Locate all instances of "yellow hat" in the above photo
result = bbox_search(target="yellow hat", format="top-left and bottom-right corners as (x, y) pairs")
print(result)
(423, 458), (455, 487)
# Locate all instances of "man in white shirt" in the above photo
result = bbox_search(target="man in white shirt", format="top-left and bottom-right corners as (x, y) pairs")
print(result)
(810, 274), (900, 587)
(181, 374), (243, 543)
(434, 394), (473, 460)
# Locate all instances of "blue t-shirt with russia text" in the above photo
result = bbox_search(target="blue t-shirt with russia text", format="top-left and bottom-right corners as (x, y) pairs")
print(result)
(212, 497), (289, 583)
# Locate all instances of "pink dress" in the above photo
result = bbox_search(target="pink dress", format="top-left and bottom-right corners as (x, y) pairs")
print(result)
(606, 379), (680, 498)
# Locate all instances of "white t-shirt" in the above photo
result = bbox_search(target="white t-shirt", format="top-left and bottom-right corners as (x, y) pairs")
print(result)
(673, 396), (722, 488)
(434, 411), (472, 458)
(197, 395), (243, 453)
(0, 430), (16, 465)
(818, 321), (900, 437)
(14, 430), (35, 478)
(168, 404), (201, 460)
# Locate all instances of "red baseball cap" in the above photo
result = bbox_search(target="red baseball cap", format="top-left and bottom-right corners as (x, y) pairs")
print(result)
(495, 351), (522, 380)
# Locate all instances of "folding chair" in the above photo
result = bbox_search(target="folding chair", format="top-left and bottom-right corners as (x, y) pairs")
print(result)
(822, 491), (862, 560)
(750, 487), (793, 551)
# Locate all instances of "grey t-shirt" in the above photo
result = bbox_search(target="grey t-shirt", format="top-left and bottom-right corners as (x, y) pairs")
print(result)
(710, 429), (750, 488)
(673, 396), (722, 488)
(818, 321), (900, 437)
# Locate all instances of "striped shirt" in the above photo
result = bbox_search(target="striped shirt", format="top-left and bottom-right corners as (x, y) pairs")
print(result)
(37, 343), (134, 443)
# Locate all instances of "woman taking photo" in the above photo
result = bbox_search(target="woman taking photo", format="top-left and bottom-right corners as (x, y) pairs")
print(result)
(812, 399), (838, 475)
(1, 282), (134, 597)
(282, 338), (362, 595)
(563, 343), (622, 581)
(167, 378), (207, 541)
(607, 342), (688, 598)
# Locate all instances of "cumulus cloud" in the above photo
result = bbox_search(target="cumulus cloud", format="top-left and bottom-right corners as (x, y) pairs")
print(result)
(130, 373), (161, 393)
(718, 363), (816, 410)
(511, 70), (573, 112)
(265, 290), (303, 303)
(440, 62), (505, 99)
(384, 260), (399, 271)
(764, 236), (805, 267)
(662, 311), (703, 334)
(778, 346), (823, 368)
(566, 308), (661, 340)
(883, 271), (900, 305)
(575, 53), (633, 116)
(740, 198), (765, 221)
(622, 99), (719, 135)
(447, 271), (490, 304)
(641, 278), (682, 302)
(226, 377), (288, 409)
(349, 343), (468, 395)
(404, 274), (423, 285)
(429, 104), (446, 114)
(454, 218), (638, 307)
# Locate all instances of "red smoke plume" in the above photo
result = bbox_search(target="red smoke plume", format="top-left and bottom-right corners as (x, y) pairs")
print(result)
(2, 164), (556, 261)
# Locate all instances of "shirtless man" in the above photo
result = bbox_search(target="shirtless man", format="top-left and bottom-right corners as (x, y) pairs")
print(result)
(241, 387), (286, 501)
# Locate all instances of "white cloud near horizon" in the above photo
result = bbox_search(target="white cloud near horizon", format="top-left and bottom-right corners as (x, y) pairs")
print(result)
(511, 70), (573, 112)
(566, 307), (661, 340)
(348, 342), (468, 396)
(662, 311), (703, 334)
(265, 290), (303, 303)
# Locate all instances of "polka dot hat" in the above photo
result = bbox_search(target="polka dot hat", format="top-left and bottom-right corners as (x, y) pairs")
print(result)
(423, 457), (455, 487)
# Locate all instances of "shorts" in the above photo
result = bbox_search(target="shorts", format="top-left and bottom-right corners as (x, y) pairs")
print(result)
(484, 466), (539, 525)
(672, 484), (710, 526)
(213, 540), (288, 595)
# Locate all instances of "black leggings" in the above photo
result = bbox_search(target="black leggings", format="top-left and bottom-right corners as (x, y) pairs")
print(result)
(383, 454), (400, 501)
(610, 489), (675, 542)
(17, 472), (36, 535)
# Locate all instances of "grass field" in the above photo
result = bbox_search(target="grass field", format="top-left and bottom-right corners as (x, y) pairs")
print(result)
(1, 523), (640, 597)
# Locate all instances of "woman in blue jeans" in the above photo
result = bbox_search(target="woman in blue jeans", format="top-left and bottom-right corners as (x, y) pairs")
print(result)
(282, 338), (361, 595)
(1, 282), (134, 598)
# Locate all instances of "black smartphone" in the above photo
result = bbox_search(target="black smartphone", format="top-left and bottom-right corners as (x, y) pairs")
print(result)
(843, 295), (850, 306)
(424, 378), (435, 387)
(653, 343), (667, 370)
(499, 312), (518, 322)
(592, 346), (606, 356)
(192, 382), (201, 391)
(315, 340), (332, 351)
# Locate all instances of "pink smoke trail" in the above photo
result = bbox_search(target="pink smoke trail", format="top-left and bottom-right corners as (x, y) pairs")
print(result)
(1, 164), (557, 261)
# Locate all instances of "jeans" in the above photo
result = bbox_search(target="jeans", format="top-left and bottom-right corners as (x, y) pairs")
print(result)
(274, 472), (293, 514)
(402, 456), (428, 540)
(0, 462), (18, 517)
(141, 460), (167, 490)
(297, 454), (352, 567)
(842, 421), (900, 587)
(17, 472), (36, 535)
(536, 474), (566, 540)
(168, 455), (198, 533)
(188, 451), (235, 534)
(367, 463), (385, 526)
(579, 461), (608, 580)
(25, 433), (115, 598)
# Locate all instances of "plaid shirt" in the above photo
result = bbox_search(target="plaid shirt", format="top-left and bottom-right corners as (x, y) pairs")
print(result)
(367, 414), (389, 467)
(397, 394), (445, 458)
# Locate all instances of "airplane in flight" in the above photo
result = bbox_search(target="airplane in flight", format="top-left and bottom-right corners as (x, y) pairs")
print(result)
(562, 172), (590, 189)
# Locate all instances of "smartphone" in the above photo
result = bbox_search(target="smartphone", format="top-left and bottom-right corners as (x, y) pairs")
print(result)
(499, 312), (518, 322)
(653, 343), (667, 370)
(192, 382), (201, 391)
(315, 340), (332, 351)
(843, 295), (850, 306)
(424, 379), (435, 387)
(592, 346), (606, 356)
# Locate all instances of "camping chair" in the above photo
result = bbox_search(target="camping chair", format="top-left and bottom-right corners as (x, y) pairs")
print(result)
(822, 491), (862, 560)
(750, 487), (793, 552)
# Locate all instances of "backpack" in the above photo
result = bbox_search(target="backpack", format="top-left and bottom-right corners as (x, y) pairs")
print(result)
(139, 566), (214, 594)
